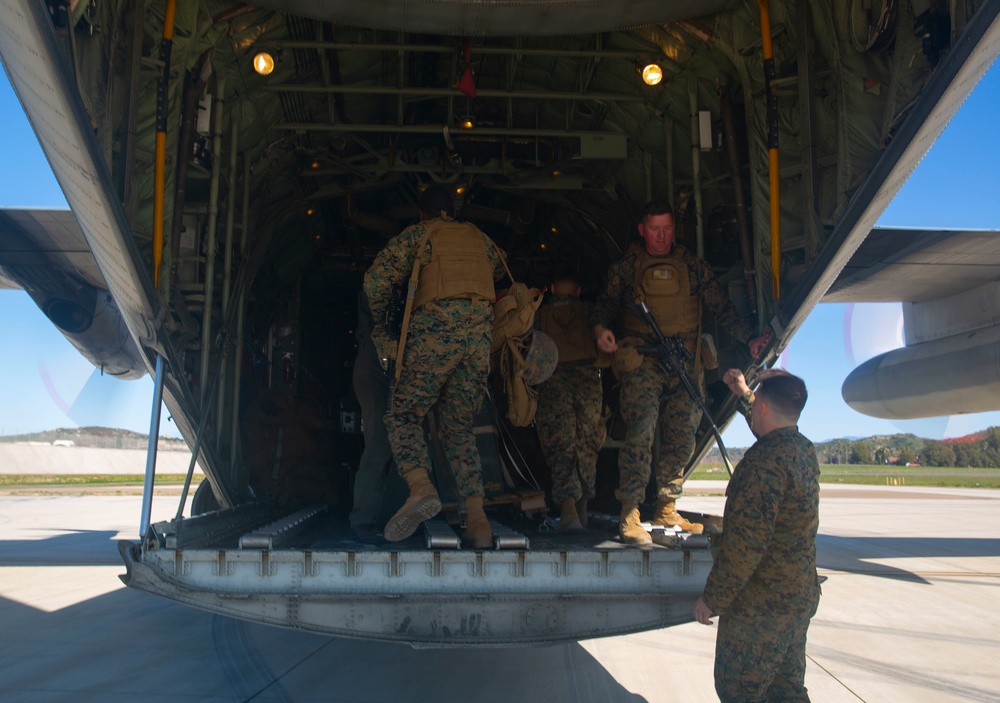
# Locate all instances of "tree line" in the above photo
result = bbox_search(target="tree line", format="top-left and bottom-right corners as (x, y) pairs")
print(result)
(819, 427), (1000, 467)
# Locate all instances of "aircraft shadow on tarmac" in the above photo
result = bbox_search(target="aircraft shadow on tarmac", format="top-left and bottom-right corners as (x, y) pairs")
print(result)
(0, 586), (651, 703)
(817, 534), (1000, 584)
(0, 528), (650, 702)
(0, 529), (123, 567)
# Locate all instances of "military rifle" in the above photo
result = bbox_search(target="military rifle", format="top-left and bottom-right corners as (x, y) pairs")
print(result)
(626, 300), (736, 476)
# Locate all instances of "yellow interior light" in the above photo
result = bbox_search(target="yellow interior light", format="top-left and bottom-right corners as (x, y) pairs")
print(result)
(641, 63), (663, 86)
(552, 170), (561, 177)
(253, 52), (275, 76)
(460, 119), (474, 129)
(306, 208), (315, 216)
(311, 161), (320, 169)
(550, 226), (558, 233)
(456, 186), (466, 195)
(540, 243), (547, 250)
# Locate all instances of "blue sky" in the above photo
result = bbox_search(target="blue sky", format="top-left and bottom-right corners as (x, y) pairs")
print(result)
(2, 57), (1000, 446)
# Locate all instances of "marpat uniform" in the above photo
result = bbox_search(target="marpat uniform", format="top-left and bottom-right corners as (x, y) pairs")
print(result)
(535, 293), (606, 532)
(703, 396), (820, 702)
(592, 245), (753, 539)
(364, 214), (506, 548)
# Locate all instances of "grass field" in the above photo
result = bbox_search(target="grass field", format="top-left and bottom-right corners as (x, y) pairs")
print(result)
(692, 464), (1000, 488)
(0, 474), (204, 486)
(3, 467), (999, 490)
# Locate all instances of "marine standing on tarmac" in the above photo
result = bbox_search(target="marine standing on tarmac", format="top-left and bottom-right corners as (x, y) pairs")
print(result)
(591, 200), (768, 545)
(363, 186), (507, 548)
(694, 369), (820, 703)
(535, 271), (607, 533)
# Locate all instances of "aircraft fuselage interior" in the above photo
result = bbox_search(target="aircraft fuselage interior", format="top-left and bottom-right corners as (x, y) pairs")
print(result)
(1, 0), (997, 644)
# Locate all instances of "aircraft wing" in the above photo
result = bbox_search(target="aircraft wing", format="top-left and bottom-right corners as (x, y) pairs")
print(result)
(822, 226), (1000, 419)
(0, 208), (112, 287)
(0, 208), (147, 379)
(823, 227), (1000, 304)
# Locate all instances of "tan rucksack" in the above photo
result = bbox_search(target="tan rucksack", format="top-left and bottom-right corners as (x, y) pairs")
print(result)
(498, 336), (539, 427)
(491, 280), (544, 353)
(490, 258), (546, 425)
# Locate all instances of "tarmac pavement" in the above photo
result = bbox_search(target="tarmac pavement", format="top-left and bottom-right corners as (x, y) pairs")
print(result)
(0, 486), (998, 702)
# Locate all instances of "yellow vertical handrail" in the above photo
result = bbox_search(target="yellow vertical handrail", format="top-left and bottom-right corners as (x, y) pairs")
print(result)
(758, 0), (781, 300)
(153, 0), (177, 289)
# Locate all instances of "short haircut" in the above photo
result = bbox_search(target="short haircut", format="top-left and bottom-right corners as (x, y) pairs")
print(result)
(418, 185), (455, 218)
(550, 266), (580, 287)
(756, 370), (808, 421)
(641, 200), (673, 221)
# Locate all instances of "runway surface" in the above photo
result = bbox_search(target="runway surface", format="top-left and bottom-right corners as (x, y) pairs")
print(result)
(0, 485), (998, 702)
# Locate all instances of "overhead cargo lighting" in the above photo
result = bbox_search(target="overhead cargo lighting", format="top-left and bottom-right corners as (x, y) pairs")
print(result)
(641, 63), (663, 86)
(253, 52), (275, 76)
(460, 117), (475, 129)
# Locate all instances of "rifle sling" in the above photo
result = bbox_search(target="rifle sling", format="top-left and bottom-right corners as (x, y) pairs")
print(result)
(394, 227), (433, 382)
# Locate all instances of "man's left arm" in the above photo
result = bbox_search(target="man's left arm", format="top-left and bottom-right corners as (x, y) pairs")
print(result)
(484, 233), (508, 283)
(695, 258), (768, 357)
(701, 458), (785, 614)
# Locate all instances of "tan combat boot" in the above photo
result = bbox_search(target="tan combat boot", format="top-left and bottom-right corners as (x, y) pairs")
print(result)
(383, 470), (441, 542)
(652, 498), (704, 534)
(575, 497), (589, 528)
(619, 500), (652, 545)
(461, 496), (493, 549)
(555, 498), (584, 534)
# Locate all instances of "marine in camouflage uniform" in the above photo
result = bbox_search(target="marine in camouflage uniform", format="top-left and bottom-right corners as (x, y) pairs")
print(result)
(697, 369), (820, 703)
(591, 201), (763, 543)
(363, 186), (506, 547)
(535, 283), (606, 532)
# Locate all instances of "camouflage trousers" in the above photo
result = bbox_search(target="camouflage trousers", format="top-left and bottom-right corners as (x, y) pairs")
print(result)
(384, 301), (492, 499)
(714, 608), (814, 703)
(536, 365), (606, 503)
(616, 357), (701, 503)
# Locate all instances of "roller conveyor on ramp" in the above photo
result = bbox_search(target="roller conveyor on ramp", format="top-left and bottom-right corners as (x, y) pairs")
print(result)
(421, 518), (531, 550)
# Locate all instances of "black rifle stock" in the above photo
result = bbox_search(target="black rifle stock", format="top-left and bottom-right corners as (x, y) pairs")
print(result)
(626, 300), (735, 476)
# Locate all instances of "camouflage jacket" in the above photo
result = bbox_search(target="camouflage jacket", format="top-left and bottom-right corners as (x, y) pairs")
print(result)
(590, 246), (752, 344)
(703, 424), (821, 617)
(363, 217), (507, 351)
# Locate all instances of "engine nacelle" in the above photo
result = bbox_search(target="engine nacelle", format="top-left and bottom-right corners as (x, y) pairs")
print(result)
(842, 323), (1000, 419)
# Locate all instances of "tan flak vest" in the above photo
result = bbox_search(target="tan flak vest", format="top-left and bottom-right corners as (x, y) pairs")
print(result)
(622, 247), (701, 337)
(411, 219), (496, 309)
(538, 298), (596, 365)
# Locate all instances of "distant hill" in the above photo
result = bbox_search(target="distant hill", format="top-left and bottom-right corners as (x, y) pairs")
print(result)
(943, 430), (989, 445)
(699, 427), (1000, 469)
(0, 427), (187, 451)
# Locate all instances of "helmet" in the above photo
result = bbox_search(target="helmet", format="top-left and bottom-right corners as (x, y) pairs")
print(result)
(522, 330), (558, 385)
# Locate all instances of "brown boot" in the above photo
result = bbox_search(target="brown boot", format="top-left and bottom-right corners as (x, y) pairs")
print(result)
(575, 498), (589, 528)
(619, 500), (652, 545)
(652, 498), (704, 534)
(555, 498), (584, 533)
(383, 470), (441, 542)
(461, 496), (493, 549)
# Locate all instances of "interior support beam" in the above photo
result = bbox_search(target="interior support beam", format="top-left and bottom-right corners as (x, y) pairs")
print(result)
(796, 0), (823, 261)
(264, 84), (645, 102)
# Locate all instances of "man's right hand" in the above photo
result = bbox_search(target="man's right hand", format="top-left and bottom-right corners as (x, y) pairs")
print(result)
(594, 325), (618, 353)
(723, 368), (751, 397)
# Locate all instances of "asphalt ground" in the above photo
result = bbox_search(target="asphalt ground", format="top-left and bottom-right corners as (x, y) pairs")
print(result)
(0, 487), (998, 702)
